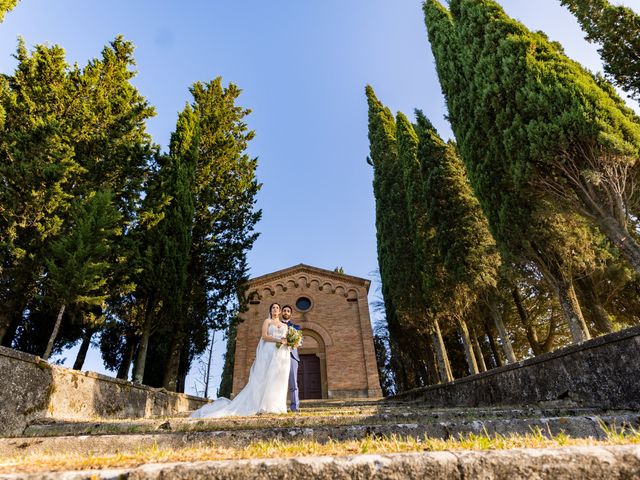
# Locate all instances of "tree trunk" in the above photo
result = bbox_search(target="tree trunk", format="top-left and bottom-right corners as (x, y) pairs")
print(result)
(419, 331), (439, 386)
(0, 312), (11, 346)
(512, 287), (544, 355)
(512, 287), (558, 354)
(42, 304), (66, 361)
(555, 276), (591, 343)
(72, 328), (94, 370)
(540, 317), (558, 353)
(456, 317), (479, 376)
(480, 332), (498, 369)
(490, 305), (517, 364)
(133, 300), (154, 384)
(0, 283), (30, 346)
(470, 325), (487, 372)
(204, 330), (215, 398)
(484, 319), (504, 367)
(576, 277), (613, 335)
(594, 213), (640, 276)
(177, 343), (190, 394)
(162, 335), (184, 391)
(431, 319), (454, 382)
(388, 334), (408, 393)
(117, 336), (136, 380)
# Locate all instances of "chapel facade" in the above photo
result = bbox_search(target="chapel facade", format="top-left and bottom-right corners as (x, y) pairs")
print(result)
(231, 264), (383, 399)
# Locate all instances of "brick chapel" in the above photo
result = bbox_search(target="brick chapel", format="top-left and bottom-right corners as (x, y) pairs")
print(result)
(231, 264), (383, 400)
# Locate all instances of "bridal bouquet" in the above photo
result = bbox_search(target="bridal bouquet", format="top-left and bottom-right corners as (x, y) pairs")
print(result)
(277, 325), (303, 350)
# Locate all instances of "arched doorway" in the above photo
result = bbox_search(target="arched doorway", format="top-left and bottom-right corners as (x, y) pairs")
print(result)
(296, 329), (327, 400)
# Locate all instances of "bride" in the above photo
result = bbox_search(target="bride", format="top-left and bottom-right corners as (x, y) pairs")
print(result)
(190, 303), (291, 418)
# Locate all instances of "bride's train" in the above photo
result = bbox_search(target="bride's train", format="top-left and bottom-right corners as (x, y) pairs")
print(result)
(191, 324), (291, 418)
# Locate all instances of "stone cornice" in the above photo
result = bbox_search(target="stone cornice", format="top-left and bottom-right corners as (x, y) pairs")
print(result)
(246, 263), (371, 291)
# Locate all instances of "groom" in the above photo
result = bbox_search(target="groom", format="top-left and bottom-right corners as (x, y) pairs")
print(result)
(281, 305), (301, 412)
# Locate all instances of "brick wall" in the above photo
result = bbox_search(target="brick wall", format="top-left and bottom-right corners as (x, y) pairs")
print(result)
(232, 265), (383, 399)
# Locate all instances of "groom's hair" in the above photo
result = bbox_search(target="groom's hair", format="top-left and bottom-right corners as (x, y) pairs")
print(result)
(282, 305), (292, 312)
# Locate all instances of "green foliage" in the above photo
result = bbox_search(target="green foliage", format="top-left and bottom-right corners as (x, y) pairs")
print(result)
(0, 35), (259, 392)
(186, 78), (261, 332)
(422, 2), (636, 345)
(44, 191), (122, 313)
(0, 0), (18, 22)
(561, 0), (640, 100)
(409, 110), (500, 316)
(366, 86), (434, 390)
(0, 37), (155, 352)
(134, 78), (261, 390)
(424, 0), (640, 277)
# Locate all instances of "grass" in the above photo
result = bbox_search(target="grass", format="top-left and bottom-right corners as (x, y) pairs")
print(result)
(2, 426), (640, 474)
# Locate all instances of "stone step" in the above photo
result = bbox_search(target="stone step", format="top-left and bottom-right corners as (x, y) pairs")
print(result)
(4, 413), (639, 458)
(18, 402), (622, 438)
(1, 445), (639, 480)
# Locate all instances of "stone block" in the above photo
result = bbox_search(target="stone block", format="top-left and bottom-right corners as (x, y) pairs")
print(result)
(0, 346), (209, 436)
(390, 326), (640, 409)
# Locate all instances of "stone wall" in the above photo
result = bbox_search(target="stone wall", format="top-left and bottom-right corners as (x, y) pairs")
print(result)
(391, 326), (640, 409)
(0, 346), (209, 436)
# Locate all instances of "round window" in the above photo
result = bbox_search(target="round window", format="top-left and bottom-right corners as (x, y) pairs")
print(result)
(295, 296), (312, 312)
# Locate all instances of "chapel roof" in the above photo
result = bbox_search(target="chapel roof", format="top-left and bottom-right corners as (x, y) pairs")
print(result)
(245, 263), (371, 291)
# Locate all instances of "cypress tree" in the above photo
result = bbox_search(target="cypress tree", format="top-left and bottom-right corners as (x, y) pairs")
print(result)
(132, 79), (261, 391)
(366, 86), (437, 389)
(0, 38), (154, 350)
(165, 79), (260, 392)
(154, 105), (199, 390)
(395, 111), (453, 382)
(424, 0), (640, 280)
(422, 0), (628, 343)
(411, 110), (504, 374)
(0, 41), (84, 346)
(41, 191), (122, 360)
(561, 0), (640, 100)
(131, 144), (195, 384)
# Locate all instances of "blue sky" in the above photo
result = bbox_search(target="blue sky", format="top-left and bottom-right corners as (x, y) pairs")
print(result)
(2, 0), (638, 396)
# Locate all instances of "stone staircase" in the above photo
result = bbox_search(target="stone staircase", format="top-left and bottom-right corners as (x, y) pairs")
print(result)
(2, 399), (640, 479)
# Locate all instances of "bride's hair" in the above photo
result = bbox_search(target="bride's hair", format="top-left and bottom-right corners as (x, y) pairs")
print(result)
(269, 303), (281, 318)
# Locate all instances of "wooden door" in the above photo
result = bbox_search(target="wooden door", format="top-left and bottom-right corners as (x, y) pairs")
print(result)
(297, 354), (322, 399)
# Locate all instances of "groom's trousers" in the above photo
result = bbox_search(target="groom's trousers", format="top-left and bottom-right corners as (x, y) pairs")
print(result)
(289, 353), (300, 411)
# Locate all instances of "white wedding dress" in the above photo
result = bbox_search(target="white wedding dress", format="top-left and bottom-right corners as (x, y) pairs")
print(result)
(191, 323), (291, 418)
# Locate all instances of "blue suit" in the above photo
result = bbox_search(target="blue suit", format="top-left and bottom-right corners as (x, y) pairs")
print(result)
(286, 321), (301, 411)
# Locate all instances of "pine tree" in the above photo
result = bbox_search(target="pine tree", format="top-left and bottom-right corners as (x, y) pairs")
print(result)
(561, 0), (640, 100)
